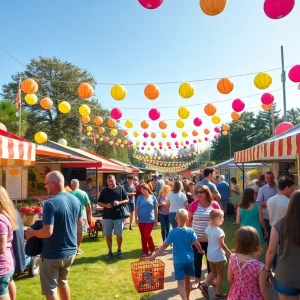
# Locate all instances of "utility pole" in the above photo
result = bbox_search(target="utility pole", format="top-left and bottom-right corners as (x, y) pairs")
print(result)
(281, 46), (287, 121)
(229, 131), (232, 159)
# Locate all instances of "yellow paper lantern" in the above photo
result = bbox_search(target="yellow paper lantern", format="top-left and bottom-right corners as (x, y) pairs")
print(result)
(176, 119), (185, 128)
(109, 140), (114, 145)
(100, 137), (104, 142)
(79, 104), (91, 117)
(179, 82), (194, 99)
(180, 141), (185, 146)
(198, 138), (202, 142)
(94, 116), (103, 126)
(222, 124), (230, 131)
(132, 145), (137, 150)
(204, 103), (217, 116)
(117, 139), (122, 144)
(58, 101), (71, 114)
(87, 132), (91, 137)
(178, 107), (190, 119)
(231, 112), (241, 121)
(123, 140), (128, 145)
(125, 120), (133, 128)
(25, 94), (38, 105)
(87, 126), (93, 132)
(21, 78), (38, 94)
(212, 115), (221, 124)
(147, 147), (151, 151)
(133, 131), (139, 137)
(162, 132), (167, 138)
(78, 83), (94, 99)
(222, 130), (228, 136)
(111, 129), (117, 136)
(182, 132), (188, 138)
(58, 138), (68, 146)
(204, 128), (210, 135)
(40, 97), (53, 110)
(34, 131), (48, 144)
(82, 116), (90, 124)
(136, 141), (140, 146)
(254, 72), (272, 90)
(111, 84), (127, 101)
(98, 127), (105, 134)
(120, 144), (125, 148)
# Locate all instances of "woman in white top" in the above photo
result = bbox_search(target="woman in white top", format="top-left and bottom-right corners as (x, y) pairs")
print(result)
(166, 180), (188, 228)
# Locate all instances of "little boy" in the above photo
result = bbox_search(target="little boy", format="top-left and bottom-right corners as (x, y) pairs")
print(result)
(199, 209), (232, 299)
(150, 209), (204, 300)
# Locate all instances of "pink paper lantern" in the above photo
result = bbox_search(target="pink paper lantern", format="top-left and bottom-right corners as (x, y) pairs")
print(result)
(114, 143), (119, 147)
(159, 146), (163, 150)
(214, 134), (220, 140)
(261, 93), (274, 105)
(151, 142), (155, 146)
(143, 132), (149, 138)
(129, 141), (133, 145)
(154, 147), (157, 150)
(110, 108), (122, 120)
(148, 108), (160, 121)
(185, 141), (189, 145)
(175, 141), (179, 145)
(193, 139), (197, 144)
(143, 141), (147, 146)
(288, 65), (300, 83)
(263, 0), (295, 19)
(127, 145), (131, 150)
(0, 123), (7, 131)
(168, 146), (171, 149)
(141, 147), (144, 150)
(176, 145), (179, 148)
(232, 99), (245, 112)
(138, 0), (164, 9)
(214, 127), (221, 133)
(171, 132), (177, 138)
(193, 117), (202, 127)
(204, 137), (209, 141)
(184, 146), (187, 149)
(275, 122), (294, 135)
(104, 137), (109, 142)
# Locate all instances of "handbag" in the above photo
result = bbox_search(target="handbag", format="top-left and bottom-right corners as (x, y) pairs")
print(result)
(119, 186), (130, 219)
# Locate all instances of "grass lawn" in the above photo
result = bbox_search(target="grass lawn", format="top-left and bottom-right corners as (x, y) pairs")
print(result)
(16, 219), (239, 300)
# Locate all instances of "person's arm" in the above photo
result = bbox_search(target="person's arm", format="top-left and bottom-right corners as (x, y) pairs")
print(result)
(154, 204), (158, 226)
(135, 197), (140, 224)
(212, 190), (221, 201)
(192, 240), (205, 254)
(187, 211), (193, 227)
(150, 242), (169, 260)
(258, 269), (271, 300)
(236, 207), (241, 225)
(0, 234), (7, 255)
(265, 227), (279, 272)
(97, 190), (112, 209)
(86, 204), (92, 222)
(77, 217), (83, 229)
(227, 260), (234, 284)
(219, 236), (232, 256)
(259, 205), (268, 238)
(257, 188), (267, 207)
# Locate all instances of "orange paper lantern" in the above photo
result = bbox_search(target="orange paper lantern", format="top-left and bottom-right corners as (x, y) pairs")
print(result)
(192, 130), (198, 136)
(82, 116), (90, 124)
(93, 116), (103, 126)
(204, 103), (217, 116)
(262, 104), (272, 111)
(121, 130), (128, 136)
(223, 124), (230, 131)
(144, 83), (160, 100)
(151, 132), (157, 138)
(98, 127), (105, 134)
(107, 118), (116, 128)
(21, 78), (38, 94)
(141, 120), (149, 129)
(204, 128), (210, 135)
(200, 0), (227, 16)
(217, 78), (234, 94)
(159, 121), (167, 130)
(231, 112), (240, 121)
(40, 97), (53, 110)
(78, 83), (94, 99)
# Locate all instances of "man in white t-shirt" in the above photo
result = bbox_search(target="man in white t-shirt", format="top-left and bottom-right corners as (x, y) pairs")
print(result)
(267, 177), (295, 226)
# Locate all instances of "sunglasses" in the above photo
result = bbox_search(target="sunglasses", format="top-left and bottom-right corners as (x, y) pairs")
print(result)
(196, 190), (205, 194)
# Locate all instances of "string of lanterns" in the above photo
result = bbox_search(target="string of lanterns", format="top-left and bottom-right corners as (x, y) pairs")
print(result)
(133, 153), (199, 161)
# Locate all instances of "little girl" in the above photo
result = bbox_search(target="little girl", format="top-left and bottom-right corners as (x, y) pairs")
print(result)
(227, 226), (270, 300)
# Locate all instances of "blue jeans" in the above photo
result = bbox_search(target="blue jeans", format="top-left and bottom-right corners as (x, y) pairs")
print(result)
(159, 214), (170, 242)
(169, 212), (178, 229)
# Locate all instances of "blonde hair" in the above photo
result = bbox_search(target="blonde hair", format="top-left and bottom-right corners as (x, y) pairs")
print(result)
(176, 208), (188, 223)
(234, 226), (261, 255)
(160, 185), (171, 195)
(0, 186), (18, 230)
(210, 209), (224, 220)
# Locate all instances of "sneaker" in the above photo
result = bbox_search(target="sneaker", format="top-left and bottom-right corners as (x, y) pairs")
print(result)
(199, 283), (209, 299)
(105, 252), (113, 260)
(117, 250), (124, 259)
(129, 225), (133, 230)
(214, 292), (228, 299)
(76, 249), (83, 255)
(123, 226), (128, 230)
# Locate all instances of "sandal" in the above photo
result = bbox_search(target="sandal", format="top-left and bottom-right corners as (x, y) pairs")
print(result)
(199, 283), (209, 299)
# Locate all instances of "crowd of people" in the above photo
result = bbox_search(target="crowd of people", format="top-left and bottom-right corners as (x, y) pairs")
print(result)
(0, 168), (300, 300)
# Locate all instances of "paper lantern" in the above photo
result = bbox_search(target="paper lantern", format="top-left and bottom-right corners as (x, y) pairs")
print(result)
(159, 121), (167, 129)
(58, 101), (71, 114)
(138, 0), (164, 9)
(214, 127), (221, 133)
(58, 138), (67, 146)
(151, 132), (156, 138)
(182, 132), (188, 138)
(264, 0), (295, 19)
(204, 103), (217, 116)
(151, 142), (155, 146)
(212, 115), (221, 124)
(198, 138), (202, 143)
(143, 132), (149, 138)
(87, 132), (91, 137)
(162, 132), (167, 138)
(110, 108), (123, 120)
(222, 131), (228, 136)
(121, 130), (128, 136)
(79, 104), (91, 117)
(204, 128), (210, 135)
(109, 141), (114, 145)
(123, 140), (128, 144)
(178, 107), (190, 119)
(261, 93), (274, 105)
(223, 124), (230, 131)
(87, 126), (93, 132)
(149, 108), (160, 121)
(95, 135), (99, 140)
(120, 144), (125, 148)
(34, 131), (47, 144)
(179, 82), (194, 99)
(275, 122), (294, 135)
(93, 116), (103, 126)
(111, 129), (118, 136)
(99, 137), (104, 142)
(204, 137), (209, 141)
(214, 134), (219, 140)
(254, 72), (272, 89)
(111, 84), (127, 101)
(117, 139), (122, 144)
(192, 130), (198, 136)
(193, 118), (202, 127)
(144, 83), (160, 100)
(133, 131), (139, 137)
(25, 94), (38, 105)
(21, 78), (38, 94)
(104, 137), (109, 142)
(231, 112), (240, 121)
(176, 119), (185, 128)
(107, 118), (116, 128)
(262, 104), (272, 111)
(141, 120), (149, 129)
(288, 65), (300, 83)
(0, 123), (7, 131)
(217, 78), (234, 94)
(232, 99), (245, 112)
(200, 0), (227, 16)
(78, 83), (94, 99)
(40, 97), (53, 110)
(136, 141), (140, 146)
(125, 120), (133, 128)
(171, 132), (177, 138)
(98, 127), (105, 134)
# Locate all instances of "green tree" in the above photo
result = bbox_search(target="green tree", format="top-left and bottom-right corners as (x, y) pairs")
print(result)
(287, 108), (300, 125)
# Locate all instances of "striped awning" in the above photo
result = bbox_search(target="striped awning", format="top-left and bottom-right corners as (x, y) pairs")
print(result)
(0, 132), (36, 166)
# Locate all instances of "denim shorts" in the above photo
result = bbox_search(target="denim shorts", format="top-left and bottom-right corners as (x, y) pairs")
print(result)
(0, 270), (14, 298)
(173, 262), (195, 281)
(274, 277), (300, 297)
(102, 219), (123, 237)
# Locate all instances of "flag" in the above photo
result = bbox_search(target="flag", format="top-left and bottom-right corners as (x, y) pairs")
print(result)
(16, 83), (21, 110)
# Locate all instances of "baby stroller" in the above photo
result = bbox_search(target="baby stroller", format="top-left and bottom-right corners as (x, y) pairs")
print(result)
(88, 217), (102, 239)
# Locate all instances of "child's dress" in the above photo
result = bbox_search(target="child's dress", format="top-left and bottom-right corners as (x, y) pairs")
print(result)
(228, 254), (264, 300)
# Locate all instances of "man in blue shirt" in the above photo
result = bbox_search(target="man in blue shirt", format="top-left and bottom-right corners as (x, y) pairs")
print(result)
(27, 171), (82, 300)
(217, 175), (230, 217)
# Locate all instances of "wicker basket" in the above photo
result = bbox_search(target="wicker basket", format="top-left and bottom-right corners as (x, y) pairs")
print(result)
(131, 259), (165, 293)
(20, 212), (37, 226)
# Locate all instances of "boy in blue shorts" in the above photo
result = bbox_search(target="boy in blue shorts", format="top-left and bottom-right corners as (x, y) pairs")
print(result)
(150, 209), (204, 300)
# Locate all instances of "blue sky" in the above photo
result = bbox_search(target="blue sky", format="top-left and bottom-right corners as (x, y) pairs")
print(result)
(1, 0), (300, 152)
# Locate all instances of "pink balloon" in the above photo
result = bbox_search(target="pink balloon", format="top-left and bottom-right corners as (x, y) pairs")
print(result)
(193, 117), (202, 127)
(204, 137), (209, 141)
(0, 123), (7, 131)
(141, 147), (144, 150)
(143, 132), (149, 138)
(214, 127), (221, 133)
(171, 132), (177, 138)
(288, 65), (300, 83)
(110, 108), (122, 120)
(232, 99), (245, 112)
(263, 0), (295, 19)
(148, 108), (160, 121)
(261, 93), (274, 105)
(275, 122), (294, 135)
(143, 141), (147, 146)
(138, 0), (164, 9)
